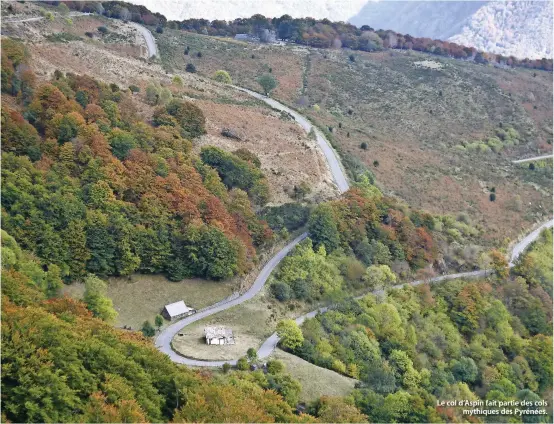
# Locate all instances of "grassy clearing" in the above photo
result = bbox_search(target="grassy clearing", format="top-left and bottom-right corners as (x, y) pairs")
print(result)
(61, 274), (235, 329)
(171, 283), (313, 360)
(271, 348), (357, 403)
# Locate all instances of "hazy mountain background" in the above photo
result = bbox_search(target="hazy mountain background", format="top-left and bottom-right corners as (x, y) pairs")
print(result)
(129, 0), (553, 59)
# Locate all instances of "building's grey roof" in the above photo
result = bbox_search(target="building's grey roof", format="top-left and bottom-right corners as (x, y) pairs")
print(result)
(164, 301), (193, 317)
(204, 326), (233, 339)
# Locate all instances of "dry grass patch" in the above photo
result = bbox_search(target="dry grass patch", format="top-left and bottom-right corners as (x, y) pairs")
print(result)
(61, 274), (235, 330)
(196, 100), (337, 204)
(271, 349), (357, 402)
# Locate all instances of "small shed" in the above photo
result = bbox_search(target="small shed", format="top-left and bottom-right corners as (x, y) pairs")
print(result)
(162, 301), (195, 321)
(204, 326), (235, 345)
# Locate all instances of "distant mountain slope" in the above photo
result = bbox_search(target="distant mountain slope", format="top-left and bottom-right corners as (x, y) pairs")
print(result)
(449, 1), (553, 60)
(128, 0), (552, 59)
(349, 1), (486, 40)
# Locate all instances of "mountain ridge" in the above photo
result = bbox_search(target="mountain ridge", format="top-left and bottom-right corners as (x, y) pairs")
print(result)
(128, 0), (553, 59)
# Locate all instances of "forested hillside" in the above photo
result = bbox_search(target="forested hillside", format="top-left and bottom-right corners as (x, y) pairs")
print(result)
(1, 38), (272, 283)
(275, 229), (553, 423)
(1, 231), (319, 423)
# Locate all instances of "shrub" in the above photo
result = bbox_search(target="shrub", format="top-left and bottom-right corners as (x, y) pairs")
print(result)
(360, 142), (368, 150)
(156, 26), (163, 34)
(266, 360), (284, 374)
(222, 363), (232, 373)
(477, 143), (491, 153)
(312, 104), (320, 112)
(486, 136), (503, 153)
(141, 320), (155, 337)
(184, 46), (190, 55)
(172, 75), (183, 86)
(349, 54), (356, 62)
(271, 281), (292, 301)
(291, 279), (310, 300)
(129, 85), (140, 93)
(246, 347), (258, 362)
(185, 63), (196, 73)
(236, 356), (249, 370)
(490, 193), (496, 202)
(98, 26), (108, 34)
(529, 162), (536, 170)
(373, 160), (379, 167)
(233, 148), (261, 168)
(196, 51), (202, 58)
(213, 70), (232, 84)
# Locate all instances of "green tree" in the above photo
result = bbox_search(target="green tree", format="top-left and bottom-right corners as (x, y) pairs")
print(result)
(368, 240), (392, 265)
(363, 264), (396, 290)
(308, 204), (340, 253)
(257, 74), (277, 96)
(236, 356), (249, 370)
(266, 373), (302, 407)
(141, 320), (155, 337)
(83, 274), (117, 323)
(246, 347), (258, 362)
(145, 83), (160, 105)
(451, 357), (478, 383)
(108, 129), (137, 160)
(154, 314), (164, 330)
(277, 319), (304, 350)
(271, 281), (291, 301)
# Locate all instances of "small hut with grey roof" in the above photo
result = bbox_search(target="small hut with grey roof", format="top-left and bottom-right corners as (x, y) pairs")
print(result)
(162, 301), (195, 321)
(204, 326), (235, 345)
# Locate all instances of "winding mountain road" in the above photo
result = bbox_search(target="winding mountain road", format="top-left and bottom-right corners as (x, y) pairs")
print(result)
(157, 217), (552, 367)
(512, 154), (553, 164)
(8, 17), (549, 368)
(232, 86), (350, 193)
(139, 21), (552, 366)
(130, 21), (158, 58)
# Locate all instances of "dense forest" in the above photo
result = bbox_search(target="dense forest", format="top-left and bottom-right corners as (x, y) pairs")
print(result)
(51, 1), (553, 71)
(1, 38), (273, 283)
(275, 229), (553, 423)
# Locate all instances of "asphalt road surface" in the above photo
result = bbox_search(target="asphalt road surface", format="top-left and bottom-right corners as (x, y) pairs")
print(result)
(512, 154), (553, 164)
